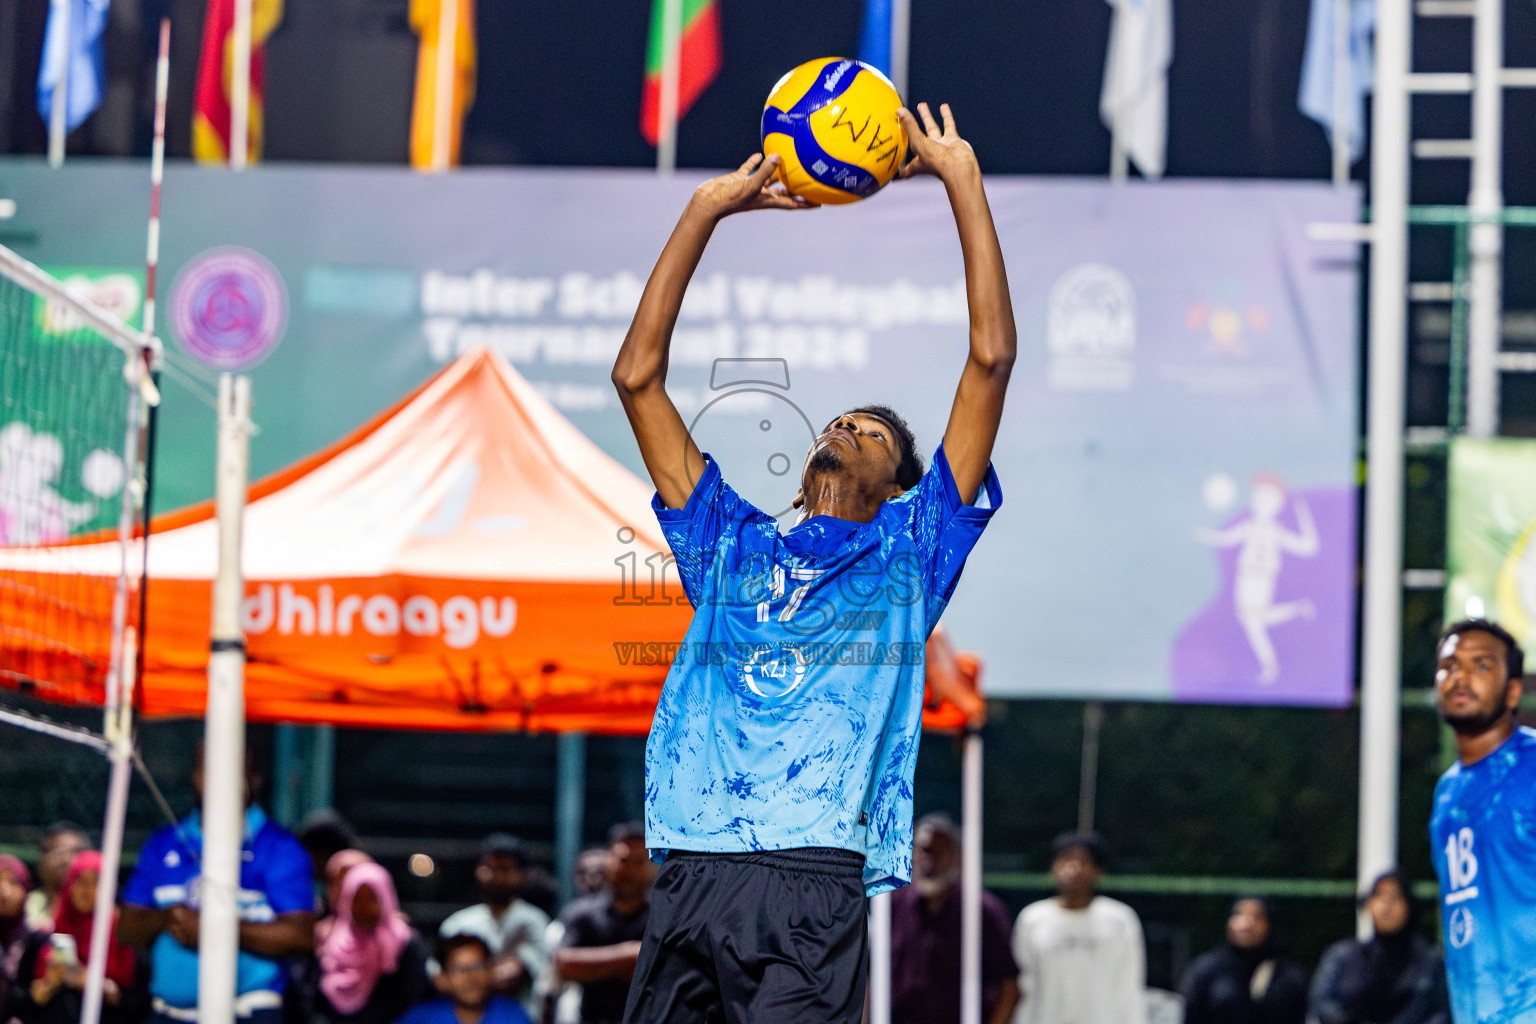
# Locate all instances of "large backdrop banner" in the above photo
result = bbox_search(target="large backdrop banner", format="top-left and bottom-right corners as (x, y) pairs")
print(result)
(0, 160), (1360, 704)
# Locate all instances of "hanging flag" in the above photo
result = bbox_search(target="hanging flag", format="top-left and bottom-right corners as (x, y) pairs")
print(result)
(409, 0), (476, 169)
(35, 0), (110, 133)
(1298, 0), (1375, 163)
(192, 0), (284, 163)
(858, 0), (893, 76)
(1099, 0), (1173, 179)
(639, 0), (722, 147)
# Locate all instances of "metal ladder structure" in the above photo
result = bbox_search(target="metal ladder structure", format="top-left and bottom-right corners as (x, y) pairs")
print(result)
(1356, 0), (1536, 903)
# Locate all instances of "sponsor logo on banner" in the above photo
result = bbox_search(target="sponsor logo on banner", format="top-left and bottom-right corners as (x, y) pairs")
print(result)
(1046, 263), (1136, 392)
(241, 583), (516, 650)
(171, 247), (288, 370)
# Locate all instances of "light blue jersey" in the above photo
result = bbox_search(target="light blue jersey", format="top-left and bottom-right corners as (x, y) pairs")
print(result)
(645, 445), (1001, 896)
(1431, 725), (1536, 1024)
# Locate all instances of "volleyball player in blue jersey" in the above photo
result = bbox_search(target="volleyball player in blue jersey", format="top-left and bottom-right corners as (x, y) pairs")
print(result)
(609, 103), (1014, 1024)
(1430, 618), (1536, 1024)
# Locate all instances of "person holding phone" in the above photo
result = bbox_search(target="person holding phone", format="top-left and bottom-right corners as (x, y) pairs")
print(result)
(7, 851), (147, 1024)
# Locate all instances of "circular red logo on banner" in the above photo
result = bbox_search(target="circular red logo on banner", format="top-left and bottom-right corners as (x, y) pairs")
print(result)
(170, 247), (287, 370)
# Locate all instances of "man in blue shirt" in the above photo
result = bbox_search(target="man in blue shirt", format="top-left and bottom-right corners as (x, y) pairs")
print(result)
(1430, 618), (1536, 1024)
(119, 746), (315, 1024)
(610, 101), (1015, 1024)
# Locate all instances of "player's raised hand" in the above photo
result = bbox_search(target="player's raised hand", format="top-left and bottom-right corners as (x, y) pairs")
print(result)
(691, 154), (820, 218)
(897, 103), (979, 182)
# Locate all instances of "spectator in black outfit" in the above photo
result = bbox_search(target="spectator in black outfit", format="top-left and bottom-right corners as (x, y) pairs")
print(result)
(890, 813), (1019, 1024)
(1310, 871), (1449, 1024)
(295, 812), (359, 905)
(1181, 897), (1307, 1024)
(553, 824), (655, 1024)
(292, 862), (427, 1024)
(1, 855), (34, 1020)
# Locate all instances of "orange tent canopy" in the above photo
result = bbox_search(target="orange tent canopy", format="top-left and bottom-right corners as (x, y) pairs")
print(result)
(0, 349), (981, 734)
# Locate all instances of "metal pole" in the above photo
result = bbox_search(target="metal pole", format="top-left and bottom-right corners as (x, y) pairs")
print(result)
(1110, 130), (1128, 183)
(1078, 702), (1105, 832)
(868, 891), (891, 1024)
(431, 0), (458, 171)
(229, 0), (252, 168)
(1330, 0), (1351, 186)
(46, 0), (70, 166)
(655, 0), (682, 175)
(80, 351), (148, 1024)
(961, 731), (982, 1024)
(555, 732), (587, 909)
(1465, 0), (1504, 436)
(890, 0), (911, 100)
(306, 724), (335, 813)
(200, 374), (251, 1024)
(1357, 0), (1409, 924)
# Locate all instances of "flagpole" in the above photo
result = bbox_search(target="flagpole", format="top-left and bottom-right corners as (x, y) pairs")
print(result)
(230, 0), (253, 169)
(432, 0), (458, 171)
(890, 0), (910, 100)
(1329, 0), (1350, 186)
(46, 0), (71, 167)
(656, 0), (682, 176)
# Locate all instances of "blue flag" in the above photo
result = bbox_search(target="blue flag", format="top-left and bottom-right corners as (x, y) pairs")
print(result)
(36, 0), (110, 133)
(1298, 0), (1374, 163)
(858, 0), (892, 76)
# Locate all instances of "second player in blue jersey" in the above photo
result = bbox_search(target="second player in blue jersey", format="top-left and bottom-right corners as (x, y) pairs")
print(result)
(1430, 618), (1536, 1024)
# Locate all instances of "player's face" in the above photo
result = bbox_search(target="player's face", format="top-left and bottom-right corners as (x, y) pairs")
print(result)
(350, 883), (383, 931)
(1050, 847), (1100, 900)
(0, 867), (25, 918)
(1436, 630), (1521, 734)
(608, 839), (656, 900)
(1366, 878), (1409, 936)
(798, 412), (904, 506)
(476, 854), (524, 903)
(1226, 899), (1270, 949)
(439, 946), (493, 1009)
(68, 868), (98, 916)
(911, 826), (958, 888)
(39, 832), (85, 892)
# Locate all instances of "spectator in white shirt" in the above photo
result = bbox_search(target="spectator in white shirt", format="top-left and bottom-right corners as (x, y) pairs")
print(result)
(437, 834), (550, 1020)
(1012, 832), (1146, 1024)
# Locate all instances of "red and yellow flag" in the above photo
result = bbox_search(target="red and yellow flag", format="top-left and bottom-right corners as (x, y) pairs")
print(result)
(640, 0), (721, 146)
(192, 0), (283, 163)
(409, 0), (476, 170)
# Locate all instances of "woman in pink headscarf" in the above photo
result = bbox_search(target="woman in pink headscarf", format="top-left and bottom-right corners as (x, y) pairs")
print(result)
(310, 863), (428, 1024)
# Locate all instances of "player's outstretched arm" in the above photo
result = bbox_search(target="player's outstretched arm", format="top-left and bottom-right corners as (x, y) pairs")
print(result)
(612, 153), (816, 509)
(897, 103), (1017, 505)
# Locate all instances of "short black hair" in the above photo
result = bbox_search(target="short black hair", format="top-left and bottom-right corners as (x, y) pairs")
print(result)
(608, 822), (646, 846)
(480, 832), (527, 865)
(1439, 619), (1525, 681)
(1051, 831), (1107, 869)
(297, 810), (356, 857)
(437, 932), (492, 965)
(847, 405), (924, 490)
(41, 821), (88, 848)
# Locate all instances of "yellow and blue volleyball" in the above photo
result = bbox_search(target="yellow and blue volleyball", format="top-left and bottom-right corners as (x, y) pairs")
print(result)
(761, 58), (908, 205)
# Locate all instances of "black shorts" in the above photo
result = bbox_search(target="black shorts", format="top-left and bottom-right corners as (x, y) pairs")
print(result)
(623, 847), (868, 1024)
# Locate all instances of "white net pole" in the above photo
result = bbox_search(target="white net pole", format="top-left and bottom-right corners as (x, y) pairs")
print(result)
(199, 374), (252, 1024)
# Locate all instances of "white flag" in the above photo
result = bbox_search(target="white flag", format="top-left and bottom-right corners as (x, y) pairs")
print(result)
(1099, 0), (1173, 180)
